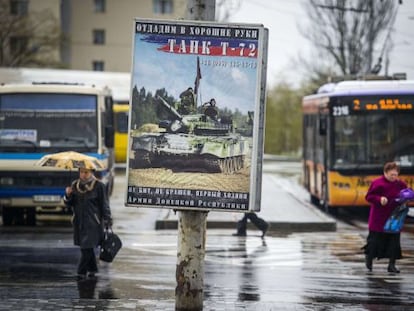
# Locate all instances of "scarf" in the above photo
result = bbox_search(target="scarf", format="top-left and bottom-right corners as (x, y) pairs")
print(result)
(75, 175), (97, 193)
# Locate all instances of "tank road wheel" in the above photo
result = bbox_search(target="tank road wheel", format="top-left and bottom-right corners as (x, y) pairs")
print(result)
(225, 158), (232, 174)
(223, 159), (228, 174)
(229, 158), (234, 174)
(236, 156), (244, 170)
(230, 157), (236, 174)
(130, 150), (151, 169)
(234, 157), (240, 171)
(219, 159), (225, 173)
(205, 158), (220, 173)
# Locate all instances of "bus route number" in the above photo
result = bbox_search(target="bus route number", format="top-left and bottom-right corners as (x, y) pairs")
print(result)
(332, 105), (349, 116)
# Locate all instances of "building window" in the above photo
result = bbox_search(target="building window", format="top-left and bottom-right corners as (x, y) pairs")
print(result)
(94, 0), (105, 13)
(93, 29), (105, 45)
(10, 0), (28, 15)
(10, 36), (28, 54)
(153, 0), (173, 14)
(93, 61), (104, 71)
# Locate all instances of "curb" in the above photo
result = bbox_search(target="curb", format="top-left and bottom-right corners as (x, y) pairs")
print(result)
(155, 219), (337, 232)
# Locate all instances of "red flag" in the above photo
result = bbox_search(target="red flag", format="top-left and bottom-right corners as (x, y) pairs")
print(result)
(194, 56), (202, 95)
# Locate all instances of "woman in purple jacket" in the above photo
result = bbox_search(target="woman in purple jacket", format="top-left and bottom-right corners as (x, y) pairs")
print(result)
(364, 162), (407, 273)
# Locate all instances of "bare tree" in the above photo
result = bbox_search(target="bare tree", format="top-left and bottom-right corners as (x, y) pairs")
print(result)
(215, 0), (241, 22)
(301, 0), (399, 76)
(0, 0), (64, 67)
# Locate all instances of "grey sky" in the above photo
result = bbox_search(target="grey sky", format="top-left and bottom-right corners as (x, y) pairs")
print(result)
(229, 0), (414, 88)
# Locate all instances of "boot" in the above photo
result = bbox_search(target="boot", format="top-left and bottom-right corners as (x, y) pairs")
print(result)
(365, 254), (373, 272)
(261, 222), (269, 238)
(247, 213), (268, 237)
(232, 219), (247, 236)
(388, 259), (400, 273)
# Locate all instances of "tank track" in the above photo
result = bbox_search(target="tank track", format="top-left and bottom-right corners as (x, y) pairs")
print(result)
(130, 150), (152, 169)
(130, 150), (245, 174)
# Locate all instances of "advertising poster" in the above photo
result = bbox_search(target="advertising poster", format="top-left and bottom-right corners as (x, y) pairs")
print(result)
(126, 19), (268, 212)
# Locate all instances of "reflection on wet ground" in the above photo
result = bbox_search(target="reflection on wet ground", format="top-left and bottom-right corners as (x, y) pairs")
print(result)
(2, 156), (414, 311)
(1, 228), (414, 310)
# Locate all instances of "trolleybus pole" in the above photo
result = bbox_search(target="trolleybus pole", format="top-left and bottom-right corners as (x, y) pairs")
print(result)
(175, 2), (215, 311)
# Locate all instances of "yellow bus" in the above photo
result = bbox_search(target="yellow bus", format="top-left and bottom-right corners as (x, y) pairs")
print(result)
(302, 79), (414, 214)
(113, 102), (129, 163)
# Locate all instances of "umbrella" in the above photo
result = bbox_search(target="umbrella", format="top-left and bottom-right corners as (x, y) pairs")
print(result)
(36, 151), (105, 171)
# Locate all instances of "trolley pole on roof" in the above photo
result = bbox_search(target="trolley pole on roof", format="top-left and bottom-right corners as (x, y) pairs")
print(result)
(175, 3), (215, 311)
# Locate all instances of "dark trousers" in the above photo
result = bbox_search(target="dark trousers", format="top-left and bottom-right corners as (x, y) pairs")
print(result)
(236, 213), (268, 235)
(77, 248), (98, 275)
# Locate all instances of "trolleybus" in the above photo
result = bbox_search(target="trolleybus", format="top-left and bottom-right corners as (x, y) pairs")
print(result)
(302, 79), (414, 213)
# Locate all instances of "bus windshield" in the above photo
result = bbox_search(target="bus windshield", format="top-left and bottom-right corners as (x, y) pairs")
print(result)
(115, 110), (129, 133)
(334, 113), (414, 167)
(0, 93), (98, 151)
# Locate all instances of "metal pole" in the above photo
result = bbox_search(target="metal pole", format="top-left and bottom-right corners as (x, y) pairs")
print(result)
(176, 211), (208, 310)
(175, 3), (215, 311)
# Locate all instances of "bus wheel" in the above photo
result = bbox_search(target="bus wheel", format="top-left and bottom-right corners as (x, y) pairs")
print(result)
(310, 194), (320, 206)
(324, 204), (338, 216)
(2, 207), (25, 226)
(25, 207), (36, 226)
(2, 207), (13, 226)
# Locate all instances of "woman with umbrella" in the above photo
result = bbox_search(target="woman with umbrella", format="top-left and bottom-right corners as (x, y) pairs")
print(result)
(64, 164), (112, 279)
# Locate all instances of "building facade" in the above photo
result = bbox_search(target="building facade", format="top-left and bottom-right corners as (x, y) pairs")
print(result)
(66, 0), (187, 72)
(4, 0), (186, 72)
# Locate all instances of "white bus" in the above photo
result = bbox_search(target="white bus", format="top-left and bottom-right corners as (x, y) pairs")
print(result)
(0, 67), (131, 163)
(0, 82), (115, 225)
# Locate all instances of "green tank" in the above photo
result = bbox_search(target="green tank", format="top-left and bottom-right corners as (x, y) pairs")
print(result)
(130, 95), (248, 173)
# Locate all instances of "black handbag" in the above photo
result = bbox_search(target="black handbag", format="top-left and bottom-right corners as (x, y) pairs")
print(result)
(99, 228), (122, 263)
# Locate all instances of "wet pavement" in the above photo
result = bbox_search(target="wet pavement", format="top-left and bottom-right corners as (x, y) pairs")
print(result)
(1, 161), (414, 310)
(1, 226), (414, 310)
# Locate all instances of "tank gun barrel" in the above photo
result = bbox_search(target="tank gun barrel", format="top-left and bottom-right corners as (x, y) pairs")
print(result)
(156, 95), (182, 119)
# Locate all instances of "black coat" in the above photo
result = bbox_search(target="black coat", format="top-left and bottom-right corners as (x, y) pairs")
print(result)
(64, 178), (112, 249)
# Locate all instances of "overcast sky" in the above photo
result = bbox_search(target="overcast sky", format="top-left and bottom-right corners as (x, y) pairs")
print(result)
(228, 0), (414, 88)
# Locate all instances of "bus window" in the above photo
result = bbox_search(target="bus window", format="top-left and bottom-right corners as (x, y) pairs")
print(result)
(394, 117), (414, 165)
(334, 115), (364, 164)
(367, 115), (392, 162)
(116, 111), (128, 133)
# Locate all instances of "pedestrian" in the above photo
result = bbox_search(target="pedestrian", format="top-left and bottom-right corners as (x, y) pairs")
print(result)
(64, 167), (112, 279)
(363, 161), (407, 273)
(233, 212), (269, 238)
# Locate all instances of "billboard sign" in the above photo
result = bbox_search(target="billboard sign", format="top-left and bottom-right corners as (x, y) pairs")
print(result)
(125, 19), (268, 212)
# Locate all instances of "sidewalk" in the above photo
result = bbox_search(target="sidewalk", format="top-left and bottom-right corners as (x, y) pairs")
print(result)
(155, 172), (337, 233)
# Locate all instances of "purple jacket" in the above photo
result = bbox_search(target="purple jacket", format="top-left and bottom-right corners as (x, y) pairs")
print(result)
(365, 176), (407, 232)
